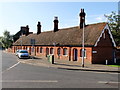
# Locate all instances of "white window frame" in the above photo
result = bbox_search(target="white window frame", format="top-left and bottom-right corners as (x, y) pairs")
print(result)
(80, 49), (86, 58)
(63, 48), (68, 56)
(36, 47), (39, 53)
(40, 47), (43, 53)
(57, 48), (61, 56)
(50, 48), (54, 55)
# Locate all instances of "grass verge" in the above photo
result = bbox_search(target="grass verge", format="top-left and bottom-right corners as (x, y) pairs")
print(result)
(108, 65), (120, 67)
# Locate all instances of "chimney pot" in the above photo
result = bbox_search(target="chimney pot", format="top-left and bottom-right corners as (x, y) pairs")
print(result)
(55, 17), (58, 20)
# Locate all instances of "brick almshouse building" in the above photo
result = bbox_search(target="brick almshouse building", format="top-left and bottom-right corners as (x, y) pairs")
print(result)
(12, 9), (116, 64)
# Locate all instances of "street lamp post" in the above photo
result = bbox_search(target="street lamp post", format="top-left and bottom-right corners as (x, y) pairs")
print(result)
(53, 42), (56, 55)
(82, 18), (85, 68)
(20, 36), (23, 49)
(30, 39), (35, 59)
(20, 31), (23, 49)
(52, 42), (56, 64)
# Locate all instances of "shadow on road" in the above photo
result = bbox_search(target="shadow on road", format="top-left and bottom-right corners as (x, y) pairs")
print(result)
(54, 63), (83, 67)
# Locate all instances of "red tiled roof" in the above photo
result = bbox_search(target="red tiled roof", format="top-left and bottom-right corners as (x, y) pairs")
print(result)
(13, 22), (107, 46)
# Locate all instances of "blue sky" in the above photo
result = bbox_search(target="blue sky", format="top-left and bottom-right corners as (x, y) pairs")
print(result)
(0, 2), (118, 36)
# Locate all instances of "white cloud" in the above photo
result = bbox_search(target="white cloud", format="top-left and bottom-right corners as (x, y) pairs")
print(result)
(86, 14), (108, 24)
(95, 15), (107, 22)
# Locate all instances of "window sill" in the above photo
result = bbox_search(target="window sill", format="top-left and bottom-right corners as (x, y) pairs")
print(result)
(63, 55), (68, 57)
(80, 57), (87, 59)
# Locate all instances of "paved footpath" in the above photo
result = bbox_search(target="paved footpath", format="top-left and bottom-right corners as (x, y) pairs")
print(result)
(17, 55), (120, 73)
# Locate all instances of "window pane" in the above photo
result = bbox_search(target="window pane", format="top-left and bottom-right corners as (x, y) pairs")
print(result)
(37, 47), (39, 53)
(31, 47), (34, 52)
(80, 49), (86, 57)
(50, 48), (54, 54)
(57, 48), (61, 56)
(80, 49), (82, 57)
(20, 50), (28, 53)
(40, 48), (43, 53)
(63, 48), (67, 55)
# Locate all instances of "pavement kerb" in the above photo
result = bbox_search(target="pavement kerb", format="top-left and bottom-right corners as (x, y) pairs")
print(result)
(17, 59), (120, 73)
(57, 67), (120, 73)
(3, 51), (119, 73)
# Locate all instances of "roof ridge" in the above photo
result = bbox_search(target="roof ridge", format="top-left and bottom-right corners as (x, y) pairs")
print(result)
(30, 22), (107, 34)
(59, 26), (79, 30)
(13, 22), (107, 46)
(87, 22), (107, 25)
(41, 22), (107, 33)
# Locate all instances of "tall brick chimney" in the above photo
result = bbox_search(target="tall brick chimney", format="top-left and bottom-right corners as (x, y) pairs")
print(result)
(37, 22), (41, 34)
(20, 25), (29, 36)
(79, 9), (86, 29)
(53, 17), (59, 32)
(26, 25), (29, 36)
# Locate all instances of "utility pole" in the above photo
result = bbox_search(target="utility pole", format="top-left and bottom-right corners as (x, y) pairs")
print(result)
(82, 17), (85, 68)
(53, 42), (56, 55)
(31, 39), (35, 59)
(79, 8), (86, 67)
(21, 31), (23, 49)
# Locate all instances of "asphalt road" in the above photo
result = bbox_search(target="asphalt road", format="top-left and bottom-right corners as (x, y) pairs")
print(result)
(2, 51), (119, 88)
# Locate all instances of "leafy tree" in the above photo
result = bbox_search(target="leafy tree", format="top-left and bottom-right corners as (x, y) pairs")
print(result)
(0, 30), (13, 49)
(0, 37), (2, 48)
(104, 11), (120, 46)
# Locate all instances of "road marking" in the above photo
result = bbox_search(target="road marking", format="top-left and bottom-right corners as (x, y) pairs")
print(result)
(108, 73), (119, 75)
(98, 81), (120, 84)
(2, 62), (20, 73)
(2, 80), (58, 83)
(91, 72), (107, 74)
(88, 71), (119, 74)
(6, 62), (20, 71)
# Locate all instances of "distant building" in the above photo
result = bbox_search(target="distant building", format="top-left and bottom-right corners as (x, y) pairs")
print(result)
(12, 9), (116, 64)
(13, 25), (33, 42)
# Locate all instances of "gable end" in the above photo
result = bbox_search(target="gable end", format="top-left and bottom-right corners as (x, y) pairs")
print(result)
(94, 24), (116, 47)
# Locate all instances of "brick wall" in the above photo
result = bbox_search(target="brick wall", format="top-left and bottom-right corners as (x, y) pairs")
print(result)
(12, 46), (93, 64)
(70, 47), (92, 64)
(92, 47), (114, 64)
(12, 29), (115, 65)
(92, 29), (115, 64)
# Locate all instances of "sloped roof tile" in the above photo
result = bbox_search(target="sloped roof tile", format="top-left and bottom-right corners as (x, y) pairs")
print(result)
(13, 22), (107, 46)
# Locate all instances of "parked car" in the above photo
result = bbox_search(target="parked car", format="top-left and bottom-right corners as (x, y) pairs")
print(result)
(16, 49), (21, 56)
(17, 50), (30, 59)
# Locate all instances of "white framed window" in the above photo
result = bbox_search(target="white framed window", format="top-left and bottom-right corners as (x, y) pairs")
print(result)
(31, 47), (34, 52)
(50, 48), (54, 54)
(63, 48), (67, 55)
(80, 49), (86, 57)
(40, 47), (43, 53)
(27, 47), (29, 51)
(57, 48), (61, 56)
(36, 47), (39, 53)
(26, 47), (27, 50)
